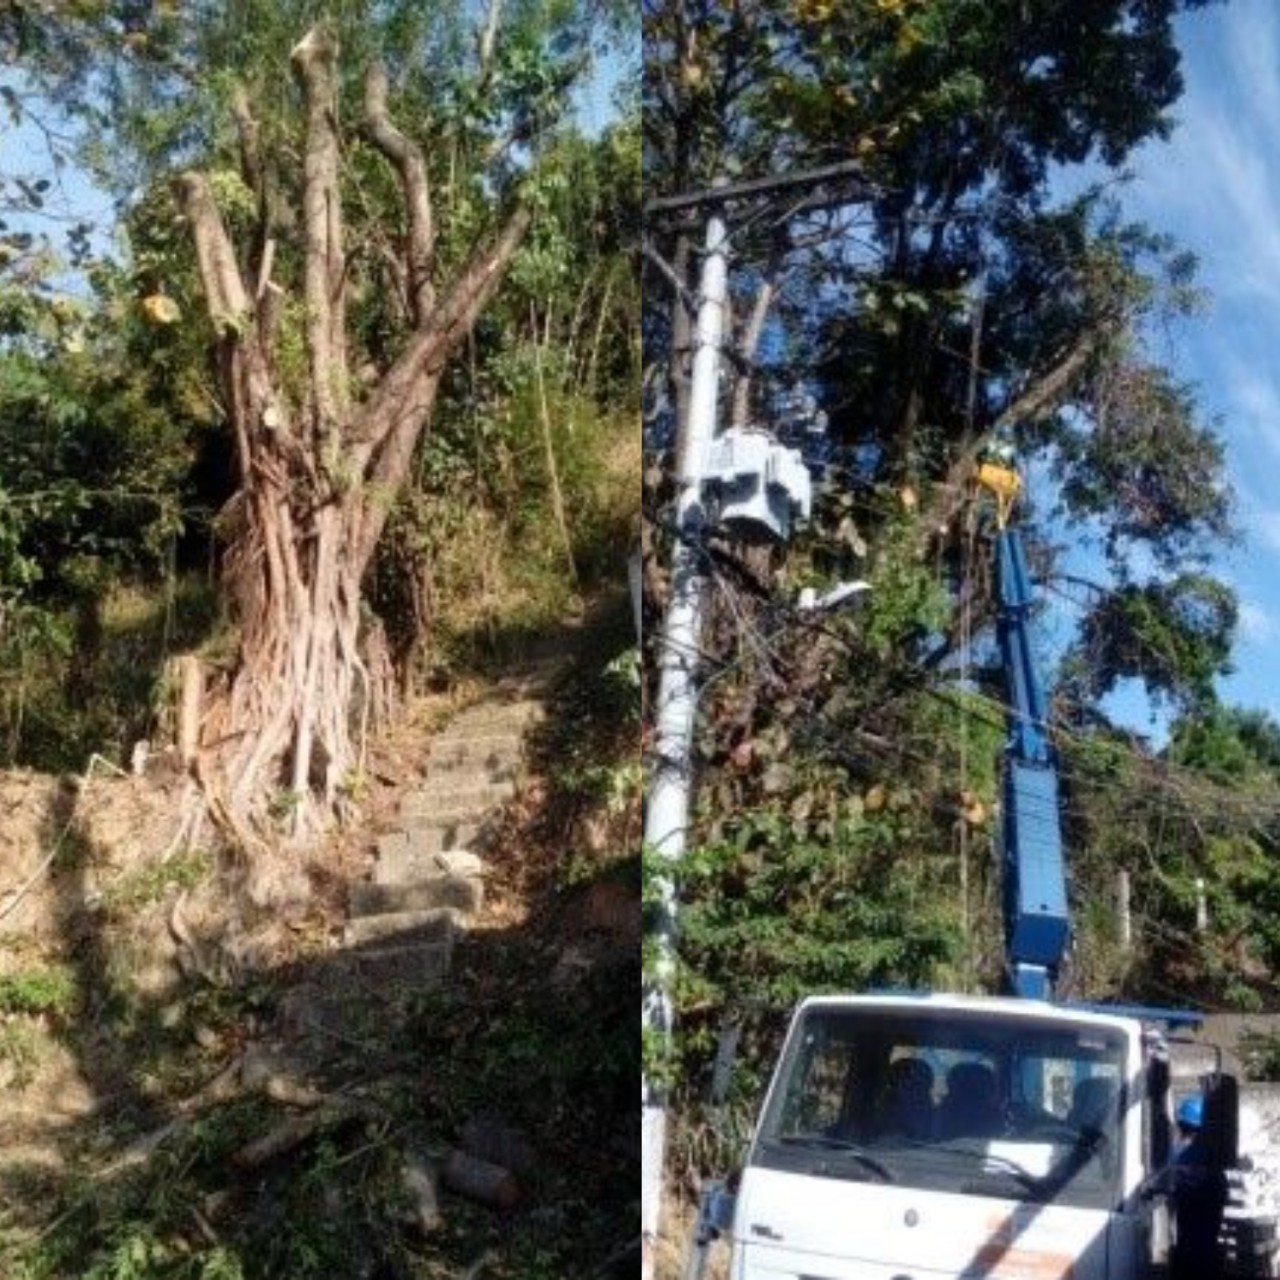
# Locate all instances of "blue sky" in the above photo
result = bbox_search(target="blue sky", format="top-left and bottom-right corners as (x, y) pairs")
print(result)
(1040, 0), (1280, 727)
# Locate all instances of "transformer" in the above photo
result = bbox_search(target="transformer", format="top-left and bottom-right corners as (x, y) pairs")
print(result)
(702, 427), (812, 542)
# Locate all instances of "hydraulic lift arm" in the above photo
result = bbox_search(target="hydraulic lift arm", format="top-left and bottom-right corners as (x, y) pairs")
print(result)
(979, 457), (1069, 999)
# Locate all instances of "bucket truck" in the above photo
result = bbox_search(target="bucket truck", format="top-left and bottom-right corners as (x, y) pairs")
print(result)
(691, 451), (1239, 1280)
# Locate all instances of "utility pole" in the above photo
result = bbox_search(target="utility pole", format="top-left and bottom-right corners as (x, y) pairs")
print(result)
(641, 212), (729, 1280)
(1117, 868), (1132, 952)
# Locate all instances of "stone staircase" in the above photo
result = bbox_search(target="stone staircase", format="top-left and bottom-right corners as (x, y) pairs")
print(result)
(340, 673), (552, 988)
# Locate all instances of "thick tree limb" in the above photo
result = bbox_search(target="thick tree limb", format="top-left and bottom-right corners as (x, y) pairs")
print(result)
(231, 85), (263, 200)
(346, 206), (530, 571)
(362, 63), (435, 324)
(175, 172), (249, 323)
(176, 172), (295, 459)
(916, 324), (1115, 553)
(351, 206), (531, 451)
(291, 26), (348, 434)
(730, 278), (775, 429)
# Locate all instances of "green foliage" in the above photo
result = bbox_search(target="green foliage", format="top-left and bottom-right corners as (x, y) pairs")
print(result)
(859, 518), (949, 657)
(0, 966), (77, 1017)
(1056, 703), (1280, 1009)
(1054, 361), (1232, 563)
(379, 325), (638, 670)
(1239, 1028), (1280, 1083)
(678, 806), (957, 1003)
(1067, 572), (1237, 709)
(1171, 706), (1280, 782)
(0, 193), (219, 768)
(99, 850), (213, 915)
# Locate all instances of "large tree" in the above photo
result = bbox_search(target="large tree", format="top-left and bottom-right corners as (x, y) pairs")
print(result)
(0, 3), (632, 863)
(176, 29), (527, 856)
(56, 0), (626, 866)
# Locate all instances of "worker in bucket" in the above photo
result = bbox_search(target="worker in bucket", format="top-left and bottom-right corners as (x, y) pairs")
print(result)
(1169, 1093), (1227, 1280)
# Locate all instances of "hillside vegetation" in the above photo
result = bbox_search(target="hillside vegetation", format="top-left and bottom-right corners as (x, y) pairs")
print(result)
(0, 3), (639, 1276)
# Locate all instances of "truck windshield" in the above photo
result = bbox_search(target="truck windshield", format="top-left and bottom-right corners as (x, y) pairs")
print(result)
(752, 1004), (1128, 1211)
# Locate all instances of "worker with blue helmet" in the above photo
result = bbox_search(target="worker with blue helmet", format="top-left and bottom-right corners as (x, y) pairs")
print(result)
(1177, 1095), (1203, 1131)
(1170, 1091), (1226, 1280)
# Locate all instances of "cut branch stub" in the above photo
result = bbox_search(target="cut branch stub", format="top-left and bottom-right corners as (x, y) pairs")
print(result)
(175, 171), (249, 323)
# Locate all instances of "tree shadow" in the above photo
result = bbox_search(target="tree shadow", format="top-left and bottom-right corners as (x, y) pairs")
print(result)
(6, 573), (221, 775)
(0, 664), (637, 1279)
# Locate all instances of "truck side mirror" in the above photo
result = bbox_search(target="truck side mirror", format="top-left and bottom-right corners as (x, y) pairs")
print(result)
(1148, 1052), (1171, 1170)
(1201, 1072), (1239, 1170)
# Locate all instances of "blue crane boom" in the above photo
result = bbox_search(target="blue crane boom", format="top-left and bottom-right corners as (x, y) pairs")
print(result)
(995, 526), (1070, 999)
(983, 464), (1069, 1000)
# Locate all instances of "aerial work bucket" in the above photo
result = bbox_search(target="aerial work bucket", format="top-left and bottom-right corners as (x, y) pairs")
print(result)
(976, 459), (1021, 528)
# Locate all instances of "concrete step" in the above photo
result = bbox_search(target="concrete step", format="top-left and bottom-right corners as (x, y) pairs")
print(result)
(344, 907), (456, 947)
(400, 783), (514, 823)
(337, 940), (453, 989)
(377, 821), (479, 863)
(407, 773), (516, 804)
(493, 668), (560, 697)
(427, 732), (524, 767)
(451, 699), (546, 731)
(350, 875), (482, 918)
(397, 800), (499, 829)
(374, 835), (483, 885)
(425, 757), (519, 788)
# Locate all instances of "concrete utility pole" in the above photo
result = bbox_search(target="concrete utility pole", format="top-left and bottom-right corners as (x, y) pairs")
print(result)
(641, 212), (729, 1280)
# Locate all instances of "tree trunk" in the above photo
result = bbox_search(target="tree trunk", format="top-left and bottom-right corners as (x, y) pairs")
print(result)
(177, 26), (530, 869)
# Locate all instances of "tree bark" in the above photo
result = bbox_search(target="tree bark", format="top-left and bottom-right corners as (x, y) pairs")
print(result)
(730, 278), (775, 430)
(178, 26), (530, 867)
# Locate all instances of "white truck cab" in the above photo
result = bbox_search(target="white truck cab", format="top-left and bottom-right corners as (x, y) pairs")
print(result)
(724, 993), (1180, 1280)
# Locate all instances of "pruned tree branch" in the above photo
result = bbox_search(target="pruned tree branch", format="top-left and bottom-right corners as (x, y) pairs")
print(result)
(291, 25), (348, 434)
(231, 84), (263, 198)
(477, 0), (504, 86)
(992, 327), (1109, 432)
(917, 322), (1118, 553)
(175, 171), (249, 323)
(175, 171), (297, 468)
(362, 63), (435, 325)
(352, 206), (532, 452)
(731, 278), (775, 429)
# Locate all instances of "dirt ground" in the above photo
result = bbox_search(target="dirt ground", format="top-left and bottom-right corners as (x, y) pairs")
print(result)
(657, 1192), (731, 1280)
(0, 616), (639, 1278)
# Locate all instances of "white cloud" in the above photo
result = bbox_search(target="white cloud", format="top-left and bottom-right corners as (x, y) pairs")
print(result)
(1207, 347), (1280, 466)
(1126, 1), (1280, 309)
(1249, 507), (1280, 558)
(1238, 599), (1280, 645)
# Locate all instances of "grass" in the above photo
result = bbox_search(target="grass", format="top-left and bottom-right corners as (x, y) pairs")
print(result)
(99, 849), (213, 914)
(0, 966), (78, 1017)
(0, 1022), (46, 1088)
(0, 575), (222, 774)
